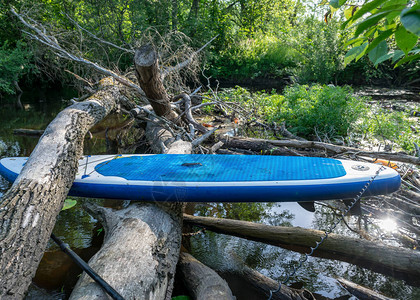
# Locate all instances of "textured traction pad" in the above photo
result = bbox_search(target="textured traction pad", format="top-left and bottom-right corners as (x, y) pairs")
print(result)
(95, 154), (346, 182)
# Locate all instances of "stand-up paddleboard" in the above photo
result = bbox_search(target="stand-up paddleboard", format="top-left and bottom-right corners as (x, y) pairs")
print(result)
(0, 154), (400, 202)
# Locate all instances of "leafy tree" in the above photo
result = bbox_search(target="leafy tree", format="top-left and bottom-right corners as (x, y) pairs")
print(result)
(330, 0), (420, 67)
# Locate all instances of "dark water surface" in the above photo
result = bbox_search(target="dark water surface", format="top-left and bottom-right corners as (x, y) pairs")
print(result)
(1, 88), (419, 299)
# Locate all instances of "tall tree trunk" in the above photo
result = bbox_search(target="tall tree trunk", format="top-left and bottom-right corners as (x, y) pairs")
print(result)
(0, 78), (122, 299)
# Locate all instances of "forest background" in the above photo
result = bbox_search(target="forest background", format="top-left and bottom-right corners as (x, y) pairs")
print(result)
(1, 0), (419, 97)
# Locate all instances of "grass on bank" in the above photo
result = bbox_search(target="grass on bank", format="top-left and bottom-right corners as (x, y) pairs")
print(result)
(205, 84), (420, 154)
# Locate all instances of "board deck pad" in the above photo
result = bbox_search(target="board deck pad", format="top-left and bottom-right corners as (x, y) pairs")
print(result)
(95, 155), (347, 182)
(0, 154), (401, 202)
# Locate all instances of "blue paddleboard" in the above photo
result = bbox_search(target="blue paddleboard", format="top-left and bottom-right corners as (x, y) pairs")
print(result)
(0, 154), (401, 202)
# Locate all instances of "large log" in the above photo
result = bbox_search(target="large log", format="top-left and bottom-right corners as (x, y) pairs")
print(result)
(177, 252), (235, 300)
(0, 77), (121, 298)
(69, 202), (182, 300)
(183, 214), (420, 285)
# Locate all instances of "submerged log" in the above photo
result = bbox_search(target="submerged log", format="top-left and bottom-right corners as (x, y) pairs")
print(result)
(178, 252), (235, 300)
(183, 214), (420, 284)
(336, 277), (395, 300)
(0, 77), (121, 299)
(70, 202), (182, 300)
(225, 252), (315, 300)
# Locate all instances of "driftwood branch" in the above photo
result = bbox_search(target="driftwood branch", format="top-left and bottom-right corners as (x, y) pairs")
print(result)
(220, 136), (420, 165)
(64, 13), (134, 54)
(161, 35), (218, 79)
(183, 214), (420, 285)
(11, 8), (144, 97)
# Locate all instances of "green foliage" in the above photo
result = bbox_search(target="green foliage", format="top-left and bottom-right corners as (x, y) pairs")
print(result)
(358, 109), (420, 152)
(207, 35), (297, 80)
(268, 84), (367, 138)
(290, 18), (346, 84)
(336, 0), (420, 66)
(62, 198), (77, 211)
(0, 41), (37, 94)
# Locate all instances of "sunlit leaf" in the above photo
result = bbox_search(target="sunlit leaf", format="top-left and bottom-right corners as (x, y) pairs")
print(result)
(62, 198), (77, 211)
(354, 11), (394, 36)
(368, 40), (388, 65)
(400, 6), (420, 36)
(330, 0), (346, 9)
(350, 0), (388, 23)
(344, 42), (368, 65)
(395, 25), (418, 54)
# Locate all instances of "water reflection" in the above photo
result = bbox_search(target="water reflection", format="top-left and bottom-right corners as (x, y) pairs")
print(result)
(190, 201), (420, 300)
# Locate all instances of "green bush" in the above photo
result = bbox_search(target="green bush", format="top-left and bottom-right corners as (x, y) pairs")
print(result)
(0, 41), (37, 95)
(207, 35), (297, 79)
(268, 84), (367, 138)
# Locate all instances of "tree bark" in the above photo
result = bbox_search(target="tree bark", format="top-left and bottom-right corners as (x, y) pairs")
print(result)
(183, 214), (420, 285)
(178, 252), (235, 300)
(0, 77), (122, 299)
(134, 44), (178, 121)
(69, 202), (182, 300)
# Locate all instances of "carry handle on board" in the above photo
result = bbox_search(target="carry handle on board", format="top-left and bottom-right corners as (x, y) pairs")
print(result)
(50, 233), (125, 300)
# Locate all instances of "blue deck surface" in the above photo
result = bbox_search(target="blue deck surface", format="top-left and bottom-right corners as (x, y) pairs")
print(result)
(94, 155), (347, 182)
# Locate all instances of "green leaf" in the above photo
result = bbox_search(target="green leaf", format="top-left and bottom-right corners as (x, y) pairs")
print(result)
(62, 198), (77, 211)
(343, 37), (366, 47)
(354, 11), (394, 36)
(395, 25), (419, 54)
(400, 7), (420, 36)
(366, 29), (394, 53)
(368, 40), (388, 64)
(350, 0), (388, 23)
(330, 0), (346, 9)
(394, 53), (420, 67)
(344, 42), (368, 65)
(391, 50), (405, 62)
(375, 52), (394, 64)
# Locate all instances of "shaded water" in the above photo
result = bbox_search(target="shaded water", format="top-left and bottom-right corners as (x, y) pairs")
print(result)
(1, 88), (419, 299)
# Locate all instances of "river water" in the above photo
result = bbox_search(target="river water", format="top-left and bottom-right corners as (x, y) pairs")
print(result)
(1, 88), (419, 299)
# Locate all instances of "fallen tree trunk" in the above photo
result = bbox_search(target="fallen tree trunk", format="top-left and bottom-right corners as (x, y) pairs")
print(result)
(220, 136), (420, 165)
(183, 214), (420, 285)
(0, 77), (121, 298)
(178, 252), (235, 300)
(69, 202), (182, 300)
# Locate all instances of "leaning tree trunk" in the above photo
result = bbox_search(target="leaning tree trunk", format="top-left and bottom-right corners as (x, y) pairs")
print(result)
(70, 45), (188, 299)
(0, 77), (122, 299)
